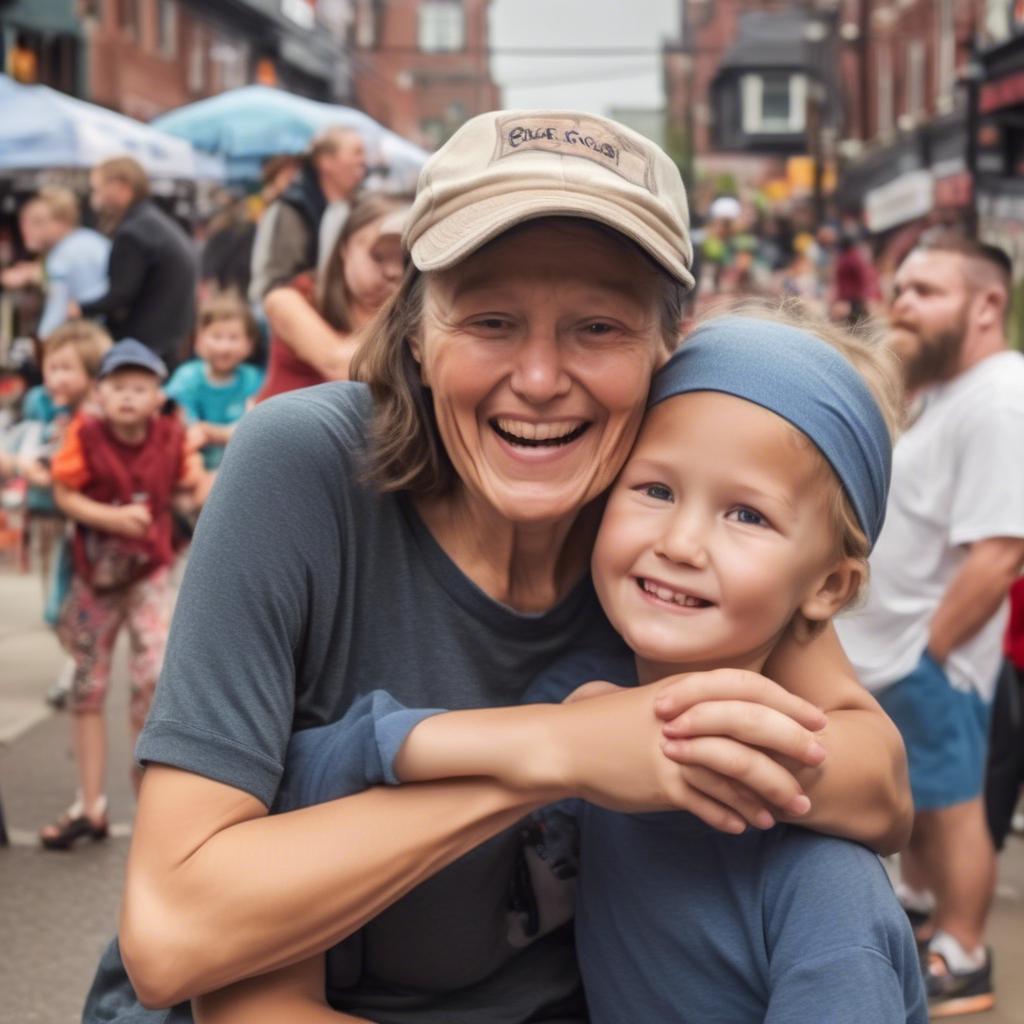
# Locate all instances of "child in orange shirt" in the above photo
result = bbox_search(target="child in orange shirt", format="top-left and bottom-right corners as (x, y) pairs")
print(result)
(40, 339), (202, 849)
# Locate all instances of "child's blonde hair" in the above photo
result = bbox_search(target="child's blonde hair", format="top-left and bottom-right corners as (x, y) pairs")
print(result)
(698, 299), (904, 607)
(42, 319), (113, 378)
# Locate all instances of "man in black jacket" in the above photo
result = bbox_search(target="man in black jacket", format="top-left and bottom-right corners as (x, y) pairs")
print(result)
(79, 157), (197, 371)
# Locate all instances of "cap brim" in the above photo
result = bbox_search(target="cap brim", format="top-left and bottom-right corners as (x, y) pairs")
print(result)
(409, 191), (695, 290)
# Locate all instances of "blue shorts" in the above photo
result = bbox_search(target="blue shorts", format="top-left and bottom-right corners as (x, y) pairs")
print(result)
(877, 651), (992, 811)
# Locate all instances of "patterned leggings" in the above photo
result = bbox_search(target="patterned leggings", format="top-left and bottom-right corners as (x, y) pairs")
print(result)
(57, 567), (171, 729)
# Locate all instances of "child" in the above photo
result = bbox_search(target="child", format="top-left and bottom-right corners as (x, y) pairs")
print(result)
(207, 309), (926, 1022)
(2, 322), (112, 705)
(165, 293), (263, 472)
(40, 339), (202, 850)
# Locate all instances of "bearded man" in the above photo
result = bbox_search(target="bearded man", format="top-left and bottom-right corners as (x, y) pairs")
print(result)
(837, 233), (1024, 1018)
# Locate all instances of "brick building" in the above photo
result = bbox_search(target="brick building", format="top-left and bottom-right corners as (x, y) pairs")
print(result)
(663, 0), (843, 201)
(351, 0), (499, 148)
(1, 0), (353, 120)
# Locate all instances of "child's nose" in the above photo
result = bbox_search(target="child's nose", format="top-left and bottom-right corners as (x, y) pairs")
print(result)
(655, 511), (709, 570)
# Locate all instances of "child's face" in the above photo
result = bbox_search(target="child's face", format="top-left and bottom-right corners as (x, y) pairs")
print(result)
(196, 317), (252, 377)
(43, 345), (92, 408)
(96, 369), (164, 431)
(592, 391), (848, 673)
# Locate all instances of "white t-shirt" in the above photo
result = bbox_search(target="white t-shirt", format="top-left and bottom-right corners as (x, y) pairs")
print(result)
(837, 350), (1024, 701)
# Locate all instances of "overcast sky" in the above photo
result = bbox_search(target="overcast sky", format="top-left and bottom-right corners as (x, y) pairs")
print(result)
(489, 0), (680, 116)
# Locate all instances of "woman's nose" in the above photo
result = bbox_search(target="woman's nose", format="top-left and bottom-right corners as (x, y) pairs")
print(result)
(509, 332), (571, 404)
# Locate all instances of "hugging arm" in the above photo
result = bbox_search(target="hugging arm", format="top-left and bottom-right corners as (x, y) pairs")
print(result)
(263, 285), (360, 381)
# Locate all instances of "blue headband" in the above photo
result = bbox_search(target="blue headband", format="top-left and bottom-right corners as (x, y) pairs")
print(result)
(648, 316), (892, 547)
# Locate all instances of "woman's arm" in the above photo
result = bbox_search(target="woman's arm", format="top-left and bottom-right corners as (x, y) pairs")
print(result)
(121, 768), (543, 1008)
(692, 622), (912, 852)
(193, 953), (368, 1023)
(264, 286), (360, 381)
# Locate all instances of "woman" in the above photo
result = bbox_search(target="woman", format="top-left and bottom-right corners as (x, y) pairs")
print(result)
(255, 194), (409, 400)
(87, 111), (910, 1023)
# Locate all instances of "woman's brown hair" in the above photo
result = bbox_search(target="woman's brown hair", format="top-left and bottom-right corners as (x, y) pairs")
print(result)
(317, 193), (410, 332)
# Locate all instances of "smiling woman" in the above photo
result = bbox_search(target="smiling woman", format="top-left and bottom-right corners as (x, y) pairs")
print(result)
(83, 111), (911, 1024)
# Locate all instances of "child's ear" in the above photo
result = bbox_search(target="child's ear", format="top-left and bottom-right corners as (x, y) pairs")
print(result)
(800, 557), (865, 623)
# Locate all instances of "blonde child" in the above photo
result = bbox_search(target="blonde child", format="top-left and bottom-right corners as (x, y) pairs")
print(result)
(40, 339), (202, 849)
(202, 306), (926, 1022)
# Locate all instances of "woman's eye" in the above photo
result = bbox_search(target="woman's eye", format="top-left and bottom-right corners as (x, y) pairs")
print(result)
(637, 483), (673, 502)
(581, 322), (617, 337)
(473, 317), (509, 331)
(729, 507), (766, 527)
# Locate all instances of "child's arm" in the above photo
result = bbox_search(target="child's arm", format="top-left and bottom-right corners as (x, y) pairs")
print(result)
(194, 422), (236, 447)
(53, 482), (152, 537)
(194, 955), (371, 1024)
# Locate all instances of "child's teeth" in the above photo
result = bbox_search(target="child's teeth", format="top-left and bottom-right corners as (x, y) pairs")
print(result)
(655, 585), (674, 601)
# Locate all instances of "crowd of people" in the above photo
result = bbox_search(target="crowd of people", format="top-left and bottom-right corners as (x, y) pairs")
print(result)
(0, 108), (1022, 1023)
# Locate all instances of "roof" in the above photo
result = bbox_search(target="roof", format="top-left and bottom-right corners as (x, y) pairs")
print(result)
(718, 11), (812, 72)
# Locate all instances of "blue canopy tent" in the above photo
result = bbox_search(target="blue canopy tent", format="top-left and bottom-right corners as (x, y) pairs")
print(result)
(0, 75), (224, 180)
(151, 85), (427, 191)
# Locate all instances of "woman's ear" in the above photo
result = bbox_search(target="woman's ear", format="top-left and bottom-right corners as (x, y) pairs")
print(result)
(800, 557), (865, 623)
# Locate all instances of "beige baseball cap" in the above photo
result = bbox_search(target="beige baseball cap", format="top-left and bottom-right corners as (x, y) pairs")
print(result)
(405, 109), (694, 289)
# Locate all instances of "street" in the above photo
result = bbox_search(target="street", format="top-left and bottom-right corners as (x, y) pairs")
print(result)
(2, 565), (1024, 1024)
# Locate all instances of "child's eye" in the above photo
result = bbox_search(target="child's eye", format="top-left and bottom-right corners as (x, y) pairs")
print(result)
(728, 507), (767, 527)
(636, 482), (673, 502)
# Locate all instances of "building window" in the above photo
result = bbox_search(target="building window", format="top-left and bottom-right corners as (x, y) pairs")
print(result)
(157, 0), (178, 59)
(877, 40), (894, 138)
(741, 73), (806, 134)
(118, 0), (140, 40)
(188, 23), (207, 92)
(906, 38), (924, 122)
(212, 35), (249, 91)
(937, 0), (956, 113)
(419, 1), (465, 53)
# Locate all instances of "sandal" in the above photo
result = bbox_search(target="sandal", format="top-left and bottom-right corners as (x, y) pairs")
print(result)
(39, 795), (109, 851)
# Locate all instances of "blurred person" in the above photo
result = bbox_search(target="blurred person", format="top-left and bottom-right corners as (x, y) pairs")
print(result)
(31, 186), (111, 338)
(7, 321), (113, 708)
(256, 195), (407, 401)
(199, 192), (256, 304)
(778, 232), (824, 313)
(165, 294), (263, 472)
(833, 233), (875, 326)
(41, 340), (202, 850)
(260, 154), (301, 206)
(78, 157), (197, 371)
(0, 194), (49, 291)
(837, 234), (1024, 1017)
(249, 127), (367, 302)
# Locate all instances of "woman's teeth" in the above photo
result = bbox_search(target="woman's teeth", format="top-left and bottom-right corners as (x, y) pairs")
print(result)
(640, 578), (712, 608)
(492, 418), (589, 447)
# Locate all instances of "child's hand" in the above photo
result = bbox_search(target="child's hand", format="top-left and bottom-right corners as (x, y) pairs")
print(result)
(653, 668), (828, 822)
(186, 423), (209, 451)
(23, 460), (51, 488)
(110, 503), (152, 538)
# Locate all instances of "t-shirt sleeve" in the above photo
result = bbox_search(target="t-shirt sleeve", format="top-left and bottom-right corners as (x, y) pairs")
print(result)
(950, 396), (1024, 546)
(763, 834), (927, 1024)
(273, 691), (444, 813)
(50, 415), (90, 490)
(164, 364), (201, 422)
(135, 396), (353, 806)
(523, 647), (638, 704)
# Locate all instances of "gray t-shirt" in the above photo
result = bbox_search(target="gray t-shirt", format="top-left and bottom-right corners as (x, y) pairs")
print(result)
(129, 382), (623, 1023)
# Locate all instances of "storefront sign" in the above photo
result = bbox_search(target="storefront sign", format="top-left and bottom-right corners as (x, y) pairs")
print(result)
(864, 170), (934, 233)
(980, 68), (1024, 113)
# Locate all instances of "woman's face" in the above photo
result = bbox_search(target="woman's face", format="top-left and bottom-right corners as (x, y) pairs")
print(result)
(413, 219), (668, 525)
(342, 218), (405, 312)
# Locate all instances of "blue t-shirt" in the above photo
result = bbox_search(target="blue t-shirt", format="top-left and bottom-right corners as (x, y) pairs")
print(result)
(16, 385), (71, 513)
(164, 359), (264, 468)
(278, 648), (927, 1024)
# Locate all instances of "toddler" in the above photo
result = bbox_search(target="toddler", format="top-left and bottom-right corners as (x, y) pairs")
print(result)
(40, 339), (202, 849)
(165, 293), (263, 471)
